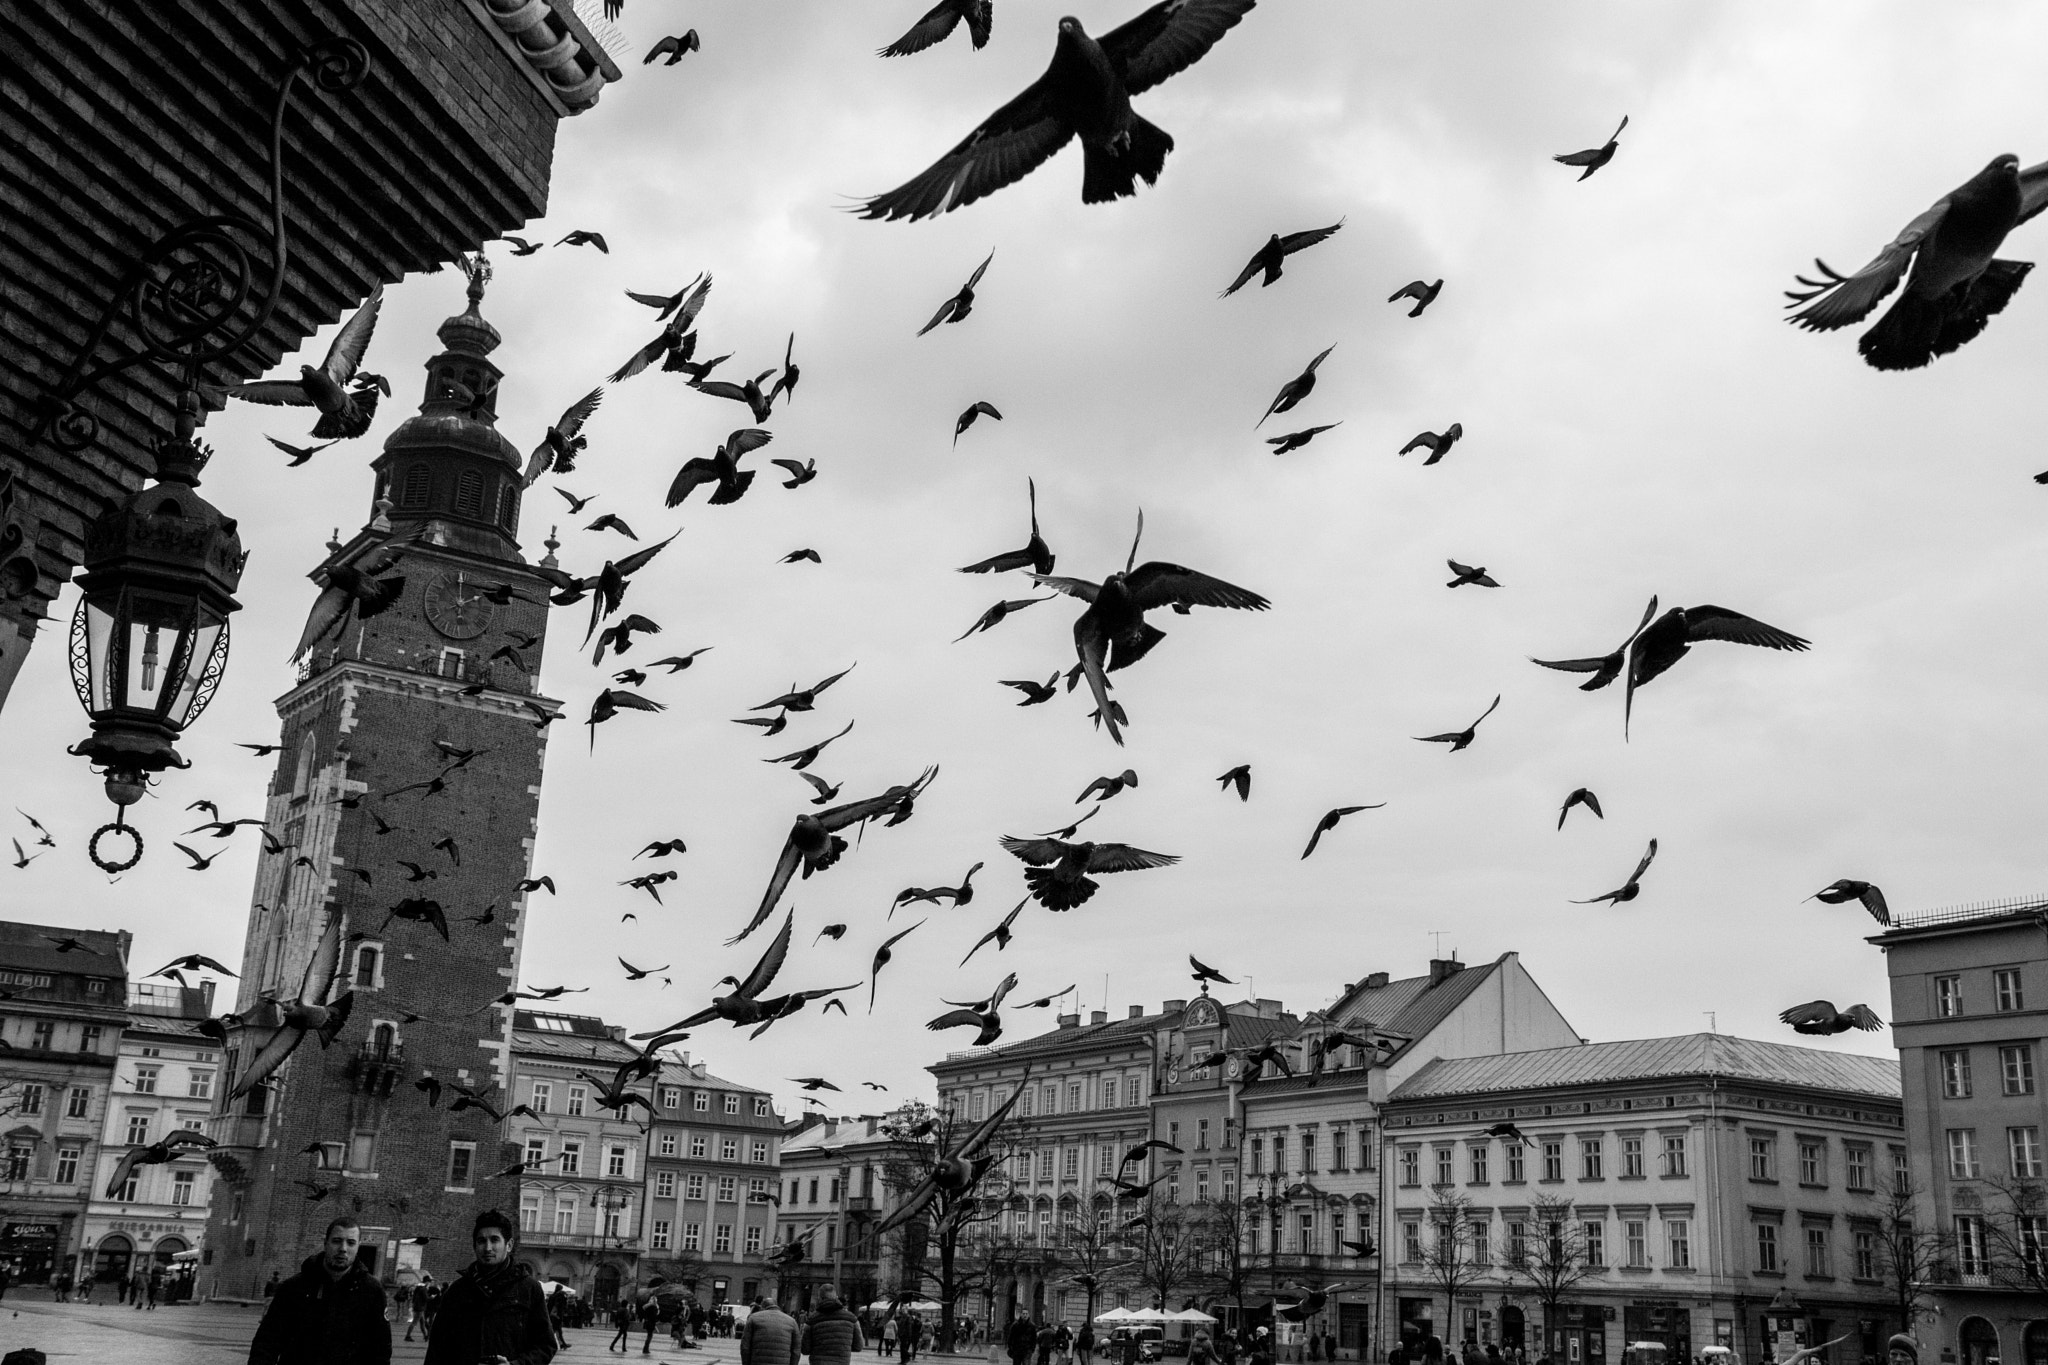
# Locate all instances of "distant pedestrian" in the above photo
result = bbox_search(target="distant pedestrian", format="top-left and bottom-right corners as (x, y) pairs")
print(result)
(0, 1263), (10, 1302)
(1038, 1321), (1060, 1365)
(421, 1210), (556, 1365)
(742, 1296), (802, 1365)
(550, 1286), (571, 1348)
(395, 1283), (415, 1341)
(246, 1216), (391, 1365)
(610, 1299), (638, 1353)
(146, 1264), (162, 1310)
(803, 1289), (868, 1365)
(640, 1289), (663, 1354)
(420, 1280), (440, 1338)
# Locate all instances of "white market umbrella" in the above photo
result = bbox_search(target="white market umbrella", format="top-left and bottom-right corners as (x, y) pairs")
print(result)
(1095, 1309), (1139, 1323)
(1169, 1311), (1218, 1324)
(1127, 1309), (1169, 1322)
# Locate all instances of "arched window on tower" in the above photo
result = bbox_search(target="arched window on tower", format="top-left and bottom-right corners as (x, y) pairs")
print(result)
(455, 470), (485, 517)
(371, 1022), (395, 1060)
(498, 482), (520, 531)
(290, 733), (317, 800)
(400, 465), (431, 508)
(354, 944), (382, 990)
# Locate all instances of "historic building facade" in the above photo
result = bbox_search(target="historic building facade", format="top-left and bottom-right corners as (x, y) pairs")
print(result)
(509, 1010), (652, 1306)
(79, 981), (223, 1289)
(1871, 900), (2047, 1365)
(774, 1112), (903, 1312)
(0, 921), (131, 1287)
(1380, 1034), (1905, 1365)
(639, 1056), (786, 1309)
(202, 277), (560, 1297)
(0, 0), (616, 714)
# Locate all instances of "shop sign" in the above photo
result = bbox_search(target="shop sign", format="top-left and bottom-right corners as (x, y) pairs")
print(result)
(2, 1224), (56, 1242)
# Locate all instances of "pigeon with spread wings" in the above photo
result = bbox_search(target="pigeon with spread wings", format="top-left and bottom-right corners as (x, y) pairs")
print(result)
(292, 526), (424, 661)
(873, 1070), (1030, 1236)
(103, 1129), (217, 1198)
(1554, 115), (1628, 181)
(227, 284), (384, 438)
(999, 834), (1178, 910)
(881, 0), (993, 56)
(521, 387), (606, 485)
(858, 1), (1257, 220)
(959, 478), (1054, 576)
(228, 911), (353, 1099)
(1623, 604), (1808, 737)
(919, 250), (995, 335)
(1808, 879), (1890, 926)
(730, 768), (941, 945)
(1532, 596), (1660, 693)
(634, 912), (845, 1035)
(1032, 510), (1268, 745)
(1220, 220), (1343, 296)
(1573, 839), (1658, 906)
(1785, 155), (2048, 370)
(667, 428), (772, 508)
(1779, 1001), (1884, 1036)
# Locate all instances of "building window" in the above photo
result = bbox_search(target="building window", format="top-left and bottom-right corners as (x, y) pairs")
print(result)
(685, 1174), (705, 1200)
(1198, 1118), (1211, 1150)
(1625, 1220), (1648, 1268)
(566, 1086), (586, 1117)
(1999, 1044), (2036, 1095)
(134, 1065), (159, 1095)
(1661, 1134), (1687, 1177)
(1583, 1221), (1605, 1267)
(1581, 1138), (1604, 1180)
(188, 1069), (214, 1100)
(349, 1131), (375, 1173)
(744, 1224), (764, 1254)
(554, 1201), (576, 1235)
(720, 1137), (738, 1162)
(1063, 1146), (1080, 1179)
(1104, 1078), (1119, 1108)
(531, 1081), (552, 1112)
(1398, 1146), (1419, 1186)
(448, 1141), (476, 1189)
(2009, 1126), (2043, 1178)
(560, 1140), (582, 1176)
(1195, 1169), (1210, 1203)
(1666, 1219), (1691, 1269)
(1749, 1135), (1776, 1181)
(690, 1136), (707, 1159)
(1251, 1137), (1266, 1176)
(1947, 1128), (1980, 1179)
(681, 1223), (701, 1251)
(67, 1088), (90, 1119)
(164, 1168), (196, 1206)
(1993, 968), (2024, 1012)
(1331, 1128), (1349, 1172)
(1469, 1221), (1490, 1265)
(1401, 1222), (1423, 1264)
(604, 1207), (626, 1239)
(658, 1133), (676, 1157)
(656, 1171), (676, 1198)
(652, 1220), (671, 1251)
(454, 469), (485, 517)
(1505, 1142), (1525, 1182)
(607, 1145), (629, 1179)
(1302, 1132), (1317, 1173)
(754, 1096), (770, 1117)
(714, 1223), (733, 1254)
(724, 1093), (740, 1115)
(17, 1083), (42, 1115)
(30, 1020), (53, 1050)
(1432, 1146), (1453, 1186)
(1799, 1140), (1825, 1186)
(1853, 1229), (1876, 1279)
(693, 1091), (709, 1112)
(1755, 1223), (1779, 1272)
(747, 1138), (768, 1164)
(1890, 1146), (1910, 1194)
(1941, 1049), (1974, 1098)
(660, 1086), (681, 1110)
(1953, 1215), (1986, 1277)
(54, 1145), (81, 1184)
(1018, 1088), (1033, 1118)
(1506, 1221), (1527, 1261)
(1621, 1136), (1644, 1178)
(519, 1198), (540, 1232)
(1068, 1083), (1083, 1112)
(1845, 1146), (1871, 1191)
(1469, 1145), (1489, 1184)
(716, 1176), (737, 1202)
(115, 1172), (138, 1202)
(1804, 1226), (1829, 1276)
(1934, 975), (1963, 1017)
(80, 1025), (102, 1054)
(1542, 1141), (1564, 1182)
(523, 1135), (547, 1169)
(126, 1113), (151, 1145)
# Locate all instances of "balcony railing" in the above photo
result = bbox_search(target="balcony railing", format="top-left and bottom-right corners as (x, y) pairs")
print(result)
(521, 1230), (645, 1252)
(1890, 895), (2048, 929)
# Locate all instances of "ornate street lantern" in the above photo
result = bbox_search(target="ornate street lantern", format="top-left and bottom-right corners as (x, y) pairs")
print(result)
(67, 419), (244, 869)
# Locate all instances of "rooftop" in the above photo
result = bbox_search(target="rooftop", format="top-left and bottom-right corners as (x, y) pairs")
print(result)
(1880, 894), (2048, 933)
(513, 1010), (640, 1065)
(0, 921), (131, 978)
(1389, 1032), (1900, 1104)
(780, 1114), (902, 1157)
(934, 1007), (1179, 1068)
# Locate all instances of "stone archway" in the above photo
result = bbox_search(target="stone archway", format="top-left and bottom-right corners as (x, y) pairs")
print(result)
(93, 1233), (133, 1283)
(596, 1261), (623, 1308)
(2021, 1322), (2046, 1365)
(152, 1236), (189, 1267)
(1959, 1318), (2000, 1365)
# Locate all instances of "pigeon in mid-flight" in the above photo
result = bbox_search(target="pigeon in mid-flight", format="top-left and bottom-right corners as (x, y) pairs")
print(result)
(227, 285), (383, 439)
(880, 0), (994, 56)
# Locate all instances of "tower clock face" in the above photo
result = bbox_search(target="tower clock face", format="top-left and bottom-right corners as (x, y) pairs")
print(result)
(423, 570), (497, 640)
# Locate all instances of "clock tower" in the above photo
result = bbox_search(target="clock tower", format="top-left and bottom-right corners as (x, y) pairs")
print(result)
(204, 260), (560, 1295)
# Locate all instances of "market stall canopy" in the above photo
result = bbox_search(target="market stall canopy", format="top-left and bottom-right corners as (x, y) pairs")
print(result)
(1126, 1309), (1170, 1322)
(1095, 1309), (1139, 1322)
(1168, 1310), (1217, 1323)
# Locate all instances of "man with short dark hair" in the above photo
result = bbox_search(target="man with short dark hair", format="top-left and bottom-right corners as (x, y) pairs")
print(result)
(247, 1217), (391, 1365)
(422, 1211), (556, 1365)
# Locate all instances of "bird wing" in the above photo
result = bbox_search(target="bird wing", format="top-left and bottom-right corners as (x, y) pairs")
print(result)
(665, 458), (722, 506)
(857, 74), (1077, 221)
(1530, 653), (1613, 674)
(732, 839), (803, 945)
(956, 1065), (1031, 1157)
(2020, 156), (2048, 225)
(1100, 0), (1258, 97)
(1277, 221), (1344, 254)
(1218, 254), (1266, 297)
(965, 249), (995, 290)
(815, 768), (933, 833)
(556, 386), (605, 441)
(604, 691), (667, 714)
(725, 428), (775, 459)
(611, 533), (680, 579)
(1845, 1004), (1885, 1031)
(1859, 884), (1891, 924)
(1629, 838), (1659, 884)
(880, 0), (963, 57)
(1086, 844), (1180, 874)
(104, 1146), (147, 1197)
(1777, 1000), (1839, 1028)
(318, 283), (384, 386)
(227, 380), (314, 407)
(1582, 791), (1604, 819)
(999, 836), (1067, 867)
(299, 911), (343, 1006)
(1124, 562), (1270, 612)
(734, 911), (795, 999)
(1679, 605), (1809, 652)
(1027, 573), (1100, 603)
(1787, 199), (1949, 330)
(770, 458), (807, 477)
(229, 1023), (305, 1099)
(927, 1008), (986, 1032)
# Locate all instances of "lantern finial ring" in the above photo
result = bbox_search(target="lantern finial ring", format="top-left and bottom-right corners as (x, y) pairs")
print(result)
(88, 821), (145, 874)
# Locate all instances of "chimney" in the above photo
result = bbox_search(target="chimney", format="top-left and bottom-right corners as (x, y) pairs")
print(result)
(1429, 958), (1465, 986)
(604, 1024), (626, 1041)
(1057, 1013), (1081, 1029)
(1163, 999), (1187, 1014)
(866, 1117), (878, 1136)
(199, 979), (216, 1014)
(1128, 1005), (1143, 1019)
(1090, 1010), (1107, 1025)
(1363, 972), (1389, 989)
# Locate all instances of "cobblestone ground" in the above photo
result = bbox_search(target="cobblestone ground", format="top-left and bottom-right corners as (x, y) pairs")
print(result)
(0, 1300), (998, 1365)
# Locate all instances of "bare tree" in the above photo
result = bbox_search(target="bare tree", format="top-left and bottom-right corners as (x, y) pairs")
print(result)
(881, 1101), (1018, 1351)
(1111, 1192), (1216, 1311)
(1055, 1194), (1139, 1322)
(1868, 1180), (1946, 1332)
(1969, 1177), (2047, 1296)
(1499, 1196), (1599, 1355)
(643, 1252), (708, 1290)
(1203, 1195), (1274, 1332)
(1415, 1188), (1491, 1342)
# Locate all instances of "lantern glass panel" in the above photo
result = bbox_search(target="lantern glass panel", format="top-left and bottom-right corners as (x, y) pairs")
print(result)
(83, 600), (117, 712)
(119, 595), (194, 715)
(167, 616), (225, 726)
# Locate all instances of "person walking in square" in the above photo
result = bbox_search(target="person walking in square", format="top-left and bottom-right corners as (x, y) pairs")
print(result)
(803, 1288), (868, 1365)
(246, 1216), (392, 1365)
(638, 1286), (663, 1355)
(609, 1298), (637, 1353)
(421, 1210), (557, 1365)
(395, 1282), (415, 1342)
(742, 1295), (800, 1365)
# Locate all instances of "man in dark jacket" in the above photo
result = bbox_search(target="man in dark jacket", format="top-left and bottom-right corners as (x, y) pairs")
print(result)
(247, 1216), (391, 1365)
(740, 1297), (801, 1365)
(1009, 1318), (1038, 1365)
(802, 1289), (867, 1365)
(422, 1211), (556, 1365)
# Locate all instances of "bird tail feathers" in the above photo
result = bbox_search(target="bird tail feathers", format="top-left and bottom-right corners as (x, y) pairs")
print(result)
(1024, 867), (1097, 911)
(1083, 116), (1174, 205)
(1107, 622), (1166, 672)
(1933, 258), (2033, 358)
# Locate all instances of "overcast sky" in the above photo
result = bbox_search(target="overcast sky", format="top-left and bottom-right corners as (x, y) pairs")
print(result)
(7, 2), (2048, 1118)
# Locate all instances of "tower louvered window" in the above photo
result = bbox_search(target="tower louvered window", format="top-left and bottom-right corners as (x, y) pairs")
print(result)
(400, 465), (431, 508)
(499, 483), (520, 530)
(455, 470), (485, 516)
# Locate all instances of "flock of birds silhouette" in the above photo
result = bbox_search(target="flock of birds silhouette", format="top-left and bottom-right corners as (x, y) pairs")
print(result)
(25, 0), (2048, 1209)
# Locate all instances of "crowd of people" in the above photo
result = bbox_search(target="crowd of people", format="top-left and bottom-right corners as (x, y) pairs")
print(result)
(32, 1257), (195, 1307)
